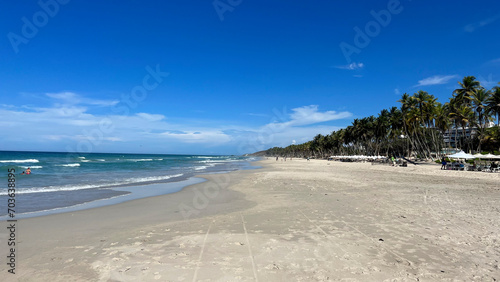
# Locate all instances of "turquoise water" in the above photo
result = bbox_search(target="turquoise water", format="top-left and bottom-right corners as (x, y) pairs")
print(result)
(0, 151), (256, 217)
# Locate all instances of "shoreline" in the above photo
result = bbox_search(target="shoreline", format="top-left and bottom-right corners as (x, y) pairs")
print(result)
(2, 159), (499, 281)
(0, 160), (260, 220)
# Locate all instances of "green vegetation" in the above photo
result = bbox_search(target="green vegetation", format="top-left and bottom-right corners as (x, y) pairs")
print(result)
(267, 76), (500, 159)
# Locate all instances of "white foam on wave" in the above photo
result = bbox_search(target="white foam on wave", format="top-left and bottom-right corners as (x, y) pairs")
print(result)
(0, 184), (104, 195)
(0, 173), (185, 196)
(123, 173), (184, 183)
(20, 166), (43, 169)
(198, 159), (235, 163)
(194, 166), (208, 170)
(195, 156), (228, 159)
(0, 159), (39, 163)
(126, 159), (153, 162)
(56, 163), (80, 167)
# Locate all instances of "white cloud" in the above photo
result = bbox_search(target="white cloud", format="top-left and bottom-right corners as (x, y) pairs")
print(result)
(464, 13), (500, 32)
(136, 113), (165, 121)
(415, 75), (458, 87)
(287, 105), (351, 126)
(478, 74), (498, 89)
(231, 105), (352, 151)
(46, 91), (119, 106)
(0, 100), (352, 154)
(334, 62), (364, 70)
(161, 130), (231, 144)
(394, 88), (400, 95)
(485, 58), (500, 65)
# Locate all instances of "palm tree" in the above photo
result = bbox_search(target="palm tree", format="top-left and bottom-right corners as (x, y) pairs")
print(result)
(468, 88), (492, 151)
(482, 126), (500, 152)
(469, 88), (492, 128)
(487, 85), (500, 125)
(453, 76), (481, 106)
(449, 104), (475, 152)
(434, 103), (451, 149)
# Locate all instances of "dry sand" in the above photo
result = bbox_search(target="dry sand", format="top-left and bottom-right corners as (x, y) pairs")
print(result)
(1, 159), (499, 281)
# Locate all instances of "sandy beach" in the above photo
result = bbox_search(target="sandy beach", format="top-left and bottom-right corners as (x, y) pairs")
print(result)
(1, 159), (499, 281)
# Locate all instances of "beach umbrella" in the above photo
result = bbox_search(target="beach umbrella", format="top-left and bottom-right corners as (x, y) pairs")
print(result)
(483, 153), (500, 159)
(446, 151), (475, 159)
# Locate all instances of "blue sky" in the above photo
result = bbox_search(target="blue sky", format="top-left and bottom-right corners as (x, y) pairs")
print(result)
(1, 0), (499, 155)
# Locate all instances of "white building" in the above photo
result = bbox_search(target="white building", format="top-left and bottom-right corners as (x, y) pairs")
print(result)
(443, 122), (495, 148)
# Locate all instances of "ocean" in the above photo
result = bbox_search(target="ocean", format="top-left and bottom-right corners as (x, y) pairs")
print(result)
(0, 151), (257, 218)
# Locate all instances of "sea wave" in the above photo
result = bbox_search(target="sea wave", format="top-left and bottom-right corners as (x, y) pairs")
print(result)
(20, 166), (43, 169)
(122, 173), (184, 183)
(0, 159), (39, 163)
(0, 173), (185, 195)
(56, 163), (81, 167)
(195, 156), (228, 159)
(198, 159), (236, 163)
(126, 159), (153, 162)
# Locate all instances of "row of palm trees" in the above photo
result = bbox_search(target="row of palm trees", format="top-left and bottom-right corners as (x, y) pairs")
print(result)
(266, 76), (500, 159)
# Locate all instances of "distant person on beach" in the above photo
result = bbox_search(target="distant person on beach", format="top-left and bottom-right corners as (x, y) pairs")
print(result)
(26, 167), (31, 174)
(307, 157), (310, 161)
(276, 156), (278, 161)
(441, 157), (447, 170)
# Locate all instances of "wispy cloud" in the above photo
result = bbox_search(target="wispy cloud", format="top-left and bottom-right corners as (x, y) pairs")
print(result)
(478, 74), (498, 89)
(464, 13), (500, 32)
(485, 58), (500, 65)
(46, 92), (119, 106)
(287, 105), (351, 126)
(415, 75), (458, 87)
(136, 113), (165, 121)
(333, 62), (364, 70)
(0, 95), (353, 154)
(244, 113), (269, 118)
